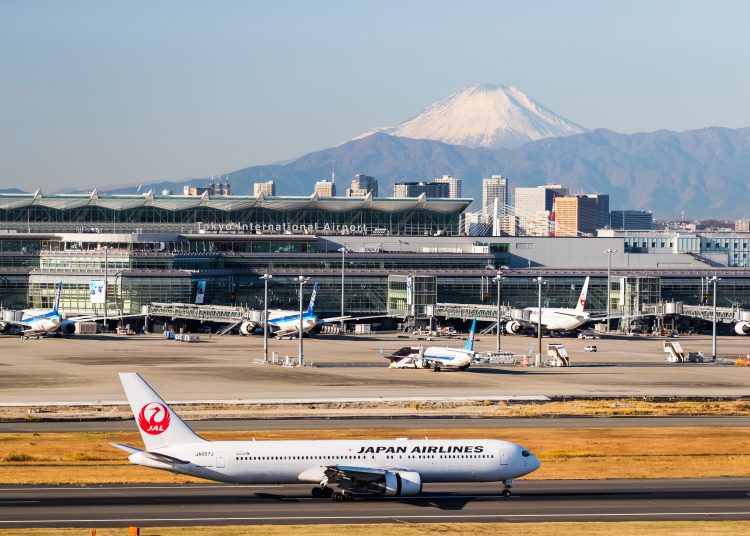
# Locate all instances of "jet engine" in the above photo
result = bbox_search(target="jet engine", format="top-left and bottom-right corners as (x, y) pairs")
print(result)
(735, 322), (750, 336)
(59, 321), (76, 336)
(0, 322), (7, 334)
(379, 471), (422, 496)
(505, 320), (522, 334)
(239, 321), (256, 336)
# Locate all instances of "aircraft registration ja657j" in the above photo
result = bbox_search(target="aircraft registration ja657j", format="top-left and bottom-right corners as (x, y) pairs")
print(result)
(113, 373), (541, 500)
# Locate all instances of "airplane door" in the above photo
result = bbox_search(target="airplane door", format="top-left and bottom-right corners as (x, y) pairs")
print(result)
(216, 452), (225, 468)
(499, 449), (509, 465)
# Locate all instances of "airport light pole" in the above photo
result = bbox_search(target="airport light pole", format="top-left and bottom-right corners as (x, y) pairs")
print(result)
(338, 246), (348, 334)
(708, 275), (720, 361)
(297, 275), (309, 366)
(492, 266), (509, 351)
(260, 274), (272, 364)
(604, 249), (617, 332)
(537, 276), (543, 366)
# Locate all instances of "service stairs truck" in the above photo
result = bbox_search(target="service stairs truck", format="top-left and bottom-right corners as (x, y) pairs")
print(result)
(663, 340), (704, 363)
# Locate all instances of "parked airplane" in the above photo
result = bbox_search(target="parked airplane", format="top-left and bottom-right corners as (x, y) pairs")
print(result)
(386, 319), (477, 371)
(240, 282), (387, 338)
(0, 282), (138, 337)
(505, 277), (592, 335)
(113, 372), (541, 500)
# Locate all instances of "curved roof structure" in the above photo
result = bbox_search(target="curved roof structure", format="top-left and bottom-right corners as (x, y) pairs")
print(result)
(0, 191), (472, 214)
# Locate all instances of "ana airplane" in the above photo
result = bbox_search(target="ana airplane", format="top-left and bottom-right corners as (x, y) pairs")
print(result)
(505, 277), (592, 335)
(239, 282), (388, 338)
(113, 372), (541, 500)
(0, 282), (135, 337)
(386, 319), (477, 371)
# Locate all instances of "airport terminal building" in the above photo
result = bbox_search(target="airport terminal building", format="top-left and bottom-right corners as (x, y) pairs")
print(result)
(1, 192), (749, 328)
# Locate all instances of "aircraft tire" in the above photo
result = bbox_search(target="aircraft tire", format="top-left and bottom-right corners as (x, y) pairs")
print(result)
(311, 487), (323, 498)
(332, 491), (345, 501)
(502, 489), (511, 497)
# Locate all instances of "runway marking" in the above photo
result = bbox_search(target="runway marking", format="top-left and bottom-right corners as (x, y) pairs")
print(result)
(2, 512), (750, 524)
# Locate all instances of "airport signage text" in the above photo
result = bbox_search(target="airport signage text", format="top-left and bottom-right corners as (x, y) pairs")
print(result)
(197, 221), (369, 235)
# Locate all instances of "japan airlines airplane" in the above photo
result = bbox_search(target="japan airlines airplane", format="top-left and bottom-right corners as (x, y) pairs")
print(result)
(505, 277), (591, 335)
(113, 372), (541, 500)
(386, 319), (478, 371)
(0, 282), (140, 337)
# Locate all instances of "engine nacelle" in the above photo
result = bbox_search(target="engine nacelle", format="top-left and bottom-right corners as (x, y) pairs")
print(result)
(59, 321), (76, 336)
(505, 320), (522, 334)
(0, 322), (7, 333)
(239, 321), (256, 336)
(381, 470), (422, 496)
(735, 321), (750, 336)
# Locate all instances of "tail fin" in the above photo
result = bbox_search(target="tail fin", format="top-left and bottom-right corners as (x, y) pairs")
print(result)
(52, 281), (62, 314)
(305, 282), (318, 315)
(118, 373), (204, 450)
(575, 277), (590, 313)
(463, 318), (477, 351)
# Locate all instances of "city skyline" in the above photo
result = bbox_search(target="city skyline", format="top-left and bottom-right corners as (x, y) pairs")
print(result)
(1, 1), (750, 192)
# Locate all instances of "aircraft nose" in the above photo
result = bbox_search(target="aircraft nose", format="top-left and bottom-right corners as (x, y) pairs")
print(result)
(530, 455), (541, 472)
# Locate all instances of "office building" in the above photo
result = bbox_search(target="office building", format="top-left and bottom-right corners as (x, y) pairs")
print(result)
(482, 175), (508, 214)
(393, 181), (450, 198)
(585, 194), (610, 230)
(611, 210), (653, 230)
(513, 184), (568, 236)
(736, 219), (750, 232)
(314, 179), (336, 197)
(348, 174), (378, 197)
(433, 175), (462, 198)
(253, 180), (276, 197)
(184, 181), (231, 196)
(554, 195), (599, 237)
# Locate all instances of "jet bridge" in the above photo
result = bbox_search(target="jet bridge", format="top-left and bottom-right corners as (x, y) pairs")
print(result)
(142, 303), (261, 325)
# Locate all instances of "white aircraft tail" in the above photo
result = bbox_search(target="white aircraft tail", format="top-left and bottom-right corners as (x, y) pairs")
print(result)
(119, 372), (204, 450)
(574, 277), (590, 313)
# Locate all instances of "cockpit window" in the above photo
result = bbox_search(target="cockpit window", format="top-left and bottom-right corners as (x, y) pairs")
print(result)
(522, 450), (530, 457)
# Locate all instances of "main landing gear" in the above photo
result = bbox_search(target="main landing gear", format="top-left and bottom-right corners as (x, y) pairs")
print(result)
(312, 486), (355, 501)
(502, 480), (513, 497)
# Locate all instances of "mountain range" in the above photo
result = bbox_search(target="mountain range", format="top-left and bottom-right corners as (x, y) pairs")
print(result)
(96, 83), (750, 219)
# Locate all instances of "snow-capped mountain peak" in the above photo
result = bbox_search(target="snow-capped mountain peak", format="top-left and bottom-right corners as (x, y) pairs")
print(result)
(357, 83), (586, 149)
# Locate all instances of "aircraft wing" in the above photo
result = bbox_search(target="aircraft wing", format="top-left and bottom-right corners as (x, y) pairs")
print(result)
(0, 319), (32, 328)
(299, 464), (403, 484)
(66, 313), (143, 322)
(321, 314), (394, 324)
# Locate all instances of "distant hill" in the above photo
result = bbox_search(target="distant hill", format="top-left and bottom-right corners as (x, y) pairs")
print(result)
(106, 126), (750, 219)
(0, 188), (27, 194)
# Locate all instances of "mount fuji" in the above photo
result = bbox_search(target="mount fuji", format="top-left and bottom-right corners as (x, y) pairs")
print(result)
(356, 83), (587, 149)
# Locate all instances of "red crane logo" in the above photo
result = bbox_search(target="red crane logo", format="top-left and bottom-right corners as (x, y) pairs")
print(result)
(137, 402), (171, 435)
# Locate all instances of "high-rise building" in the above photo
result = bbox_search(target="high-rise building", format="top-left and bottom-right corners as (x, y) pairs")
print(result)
(253, 180), (276, 197)
(183, 180), (231, 196)
(433, 175), (462, 198)
(314, 179), (336, 197)
(735, 219), (750, 232)
(348, 174), (378, 197)
(611, 210), (653, 230)
(585, 194), (610, 230)
(482, 175), (508, 216)
(513, 184), (569, 235)
(554, 195), (599, 236)
(393, 181), (450, 198)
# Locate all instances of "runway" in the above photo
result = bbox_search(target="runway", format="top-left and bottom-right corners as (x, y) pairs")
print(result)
(1, 479), (749, 527)
(3, 415), (750, 433)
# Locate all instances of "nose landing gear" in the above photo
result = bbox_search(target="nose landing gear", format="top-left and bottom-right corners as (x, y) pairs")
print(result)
(502, 480), (513, 497)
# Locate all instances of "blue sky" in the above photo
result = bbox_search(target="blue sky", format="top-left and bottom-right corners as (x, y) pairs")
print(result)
(1, 0), (749, 191)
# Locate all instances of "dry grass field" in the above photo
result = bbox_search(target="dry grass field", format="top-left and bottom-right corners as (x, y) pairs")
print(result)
(1, 427), (749, 484)
(2, 521), (750, 536)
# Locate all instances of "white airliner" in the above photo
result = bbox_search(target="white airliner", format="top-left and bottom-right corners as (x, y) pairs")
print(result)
(240, 282), (388, 338)
(386, 319), (477, 371)
(0, 282), (136, 337)
(113, 372), (541, 500)
(505, 277), (592, 335)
